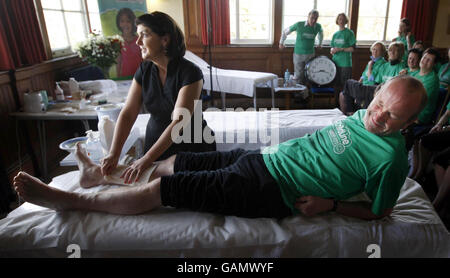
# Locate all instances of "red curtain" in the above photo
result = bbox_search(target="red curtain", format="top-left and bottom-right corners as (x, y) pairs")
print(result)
(200, 0), (230, 45)
(0, 0), (47, 70)
(401, 0), (438, 45)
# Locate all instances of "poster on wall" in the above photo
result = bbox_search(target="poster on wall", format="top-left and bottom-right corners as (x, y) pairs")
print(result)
(98, 0), (147, 79)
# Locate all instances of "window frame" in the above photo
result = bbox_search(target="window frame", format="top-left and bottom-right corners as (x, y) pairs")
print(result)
(36, 0), (93, 58)
(229, 0), (275, 46)
(355, 0), (400, 45)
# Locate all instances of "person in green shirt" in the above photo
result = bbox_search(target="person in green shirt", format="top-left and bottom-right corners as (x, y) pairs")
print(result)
(13, 76), (428, 221)
(438, 48), (450, 89)
(374, 41), (406, 84)
(279, 9), (323, 85)
(410, 48), (441, 125)
(359, 41), (387, 86)
(393, 18), (415, 63)
(339, 42), (404, 115)
(330, 13), (356, 105)
(399, 48), (422, 75)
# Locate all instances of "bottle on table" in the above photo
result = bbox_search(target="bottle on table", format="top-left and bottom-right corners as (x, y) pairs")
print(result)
(284, 69), (290, 87)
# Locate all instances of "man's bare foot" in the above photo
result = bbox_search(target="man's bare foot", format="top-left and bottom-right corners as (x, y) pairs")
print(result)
(13, 171), (73, 210)
(74, 143), (107, 188)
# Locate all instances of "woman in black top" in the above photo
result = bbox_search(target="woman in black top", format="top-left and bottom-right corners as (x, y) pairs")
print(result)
(101, 12), (216, 183)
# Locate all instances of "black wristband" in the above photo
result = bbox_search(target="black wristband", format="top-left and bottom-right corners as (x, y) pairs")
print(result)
(331, 199), (338, 212)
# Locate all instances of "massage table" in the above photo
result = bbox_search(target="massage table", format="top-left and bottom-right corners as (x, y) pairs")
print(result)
(1, 109), (449, 257)
(184, 51), (278, 109)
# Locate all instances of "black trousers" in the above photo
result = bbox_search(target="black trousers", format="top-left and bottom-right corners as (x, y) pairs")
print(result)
(160, 149), (292, 219)
(341, 79), (377, 113)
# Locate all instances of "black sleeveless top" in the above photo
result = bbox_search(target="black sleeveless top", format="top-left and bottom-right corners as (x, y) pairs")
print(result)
(134, 57), (216, 160)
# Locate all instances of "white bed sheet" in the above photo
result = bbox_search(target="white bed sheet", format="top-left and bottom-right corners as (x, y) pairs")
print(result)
(184, 51), (277, 97)
(0, 173), (448, 258)
(133, 109), (347, 152)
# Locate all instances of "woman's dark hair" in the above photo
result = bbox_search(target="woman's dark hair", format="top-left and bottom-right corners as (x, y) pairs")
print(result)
(408, 48), (423, 60)
(135, 12), (186, 59)
(116, 8), (137, 34)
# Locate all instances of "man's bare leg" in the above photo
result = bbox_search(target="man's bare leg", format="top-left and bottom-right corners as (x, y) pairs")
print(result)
(13, 171), (162, 215)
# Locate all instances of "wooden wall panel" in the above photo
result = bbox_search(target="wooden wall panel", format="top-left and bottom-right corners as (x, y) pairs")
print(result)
(1, 55), (87, 185)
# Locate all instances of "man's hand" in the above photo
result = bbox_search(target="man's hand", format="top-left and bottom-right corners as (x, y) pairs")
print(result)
(295, 196), (334, 217)
(279, 43), (285, 50)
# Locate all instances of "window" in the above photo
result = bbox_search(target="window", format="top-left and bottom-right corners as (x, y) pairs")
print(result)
(39, 0), (101, 57)
(356, 0), (403, 44)
(229, 0), (274, 44)
(86, 0), (102, 34)
(282, 0), (350, 45)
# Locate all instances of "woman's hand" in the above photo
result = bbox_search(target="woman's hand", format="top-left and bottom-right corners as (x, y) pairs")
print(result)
(101, 153), (120, 176)
(120, 156), (154, 184)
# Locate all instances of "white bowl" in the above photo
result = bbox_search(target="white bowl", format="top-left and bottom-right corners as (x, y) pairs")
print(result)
(59, 136), (87, 152)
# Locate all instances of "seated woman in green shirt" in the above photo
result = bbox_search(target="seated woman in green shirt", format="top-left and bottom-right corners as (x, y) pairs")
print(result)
(359, 41), (387, 86)
(410, 48), (441, 125)
(374, 42), (406, 84)
(399, 48), (422, 75)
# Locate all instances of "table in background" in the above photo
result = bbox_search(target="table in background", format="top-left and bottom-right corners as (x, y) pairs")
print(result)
(10, 101), (99, 180)
(274, 85), (308, 109)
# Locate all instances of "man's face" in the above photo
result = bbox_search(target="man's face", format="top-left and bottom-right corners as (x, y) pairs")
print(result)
(364, 80), (420, 136)
(308, 14), (318, 26)
(407, 52), (420, 70)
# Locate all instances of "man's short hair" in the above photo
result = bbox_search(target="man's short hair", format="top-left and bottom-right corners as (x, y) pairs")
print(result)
(309, 9), (319, 17)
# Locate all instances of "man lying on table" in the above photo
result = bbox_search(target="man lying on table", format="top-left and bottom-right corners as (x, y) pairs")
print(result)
(14, 75), (427, 220)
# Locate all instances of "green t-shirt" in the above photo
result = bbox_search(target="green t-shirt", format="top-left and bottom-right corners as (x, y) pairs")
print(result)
(262, 110), (408, 216)
(438, 63), (450, 89)
(410, 70), (440, 124)
(331, 28), (356, 67)
(374, 62), (406, 84)
(360, 57), (387, 85)
(290, 21), (323, 55)
(395, 34), (415, 63)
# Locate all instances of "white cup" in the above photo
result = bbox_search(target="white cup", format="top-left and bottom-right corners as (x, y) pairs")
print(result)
(23, 93), (45, 113)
